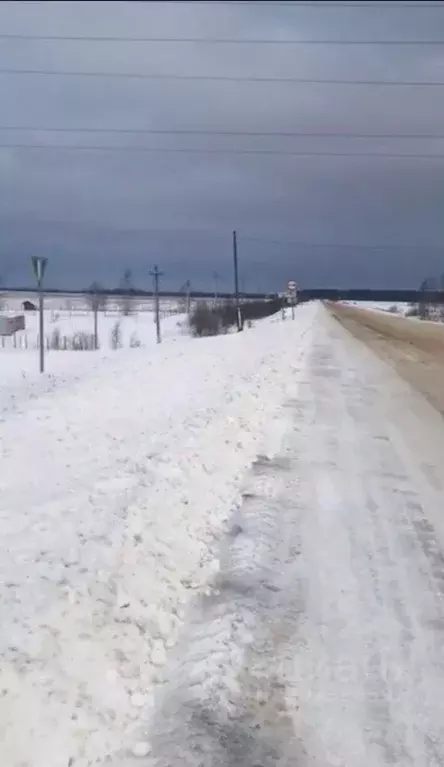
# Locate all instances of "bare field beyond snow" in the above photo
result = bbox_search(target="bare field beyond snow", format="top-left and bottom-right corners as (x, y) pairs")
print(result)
(327, 301), (444, 416)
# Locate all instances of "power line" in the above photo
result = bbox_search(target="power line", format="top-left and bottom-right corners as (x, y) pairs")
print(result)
(70, 2), (444, 6)
(0, 216), (239, 239)
(143, 1), (444, 6)
(0, 126), (443, 140)
(1, 67), (443, 87)
(12, 1), (444, 7)
(211, 1), (444, 5)
(1, 143), (443, 159)
(240, 235), (441, 251)
(0, 32), (443, 44)
(0, 213), (438, 252)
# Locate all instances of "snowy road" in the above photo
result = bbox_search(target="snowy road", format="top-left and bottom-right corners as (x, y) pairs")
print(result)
(2, 303), (444, 765)
(286, 314), (444, 765)
(141, 308), (444, 767)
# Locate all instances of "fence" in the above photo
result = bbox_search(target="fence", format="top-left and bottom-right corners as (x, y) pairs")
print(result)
(1, 332), (96, 351)
(0, 306), (186, 352)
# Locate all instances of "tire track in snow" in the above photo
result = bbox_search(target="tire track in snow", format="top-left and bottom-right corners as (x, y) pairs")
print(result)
(121, 456), (303, 767)
(282, 311), (444, 765)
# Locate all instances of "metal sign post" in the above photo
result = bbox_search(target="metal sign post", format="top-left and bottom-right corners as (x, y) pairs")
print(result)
(31, 257), (48, 373)
(287, 280), (297, 320)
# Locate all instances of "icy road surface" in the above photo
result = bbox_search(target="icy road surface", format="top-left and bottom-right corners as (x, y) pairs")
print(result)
(138, 308), (444, 767)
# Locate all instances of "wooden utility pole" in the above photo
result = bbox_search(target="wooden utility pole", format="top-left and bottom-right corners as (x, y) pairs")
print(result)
(185, 279), (191, 316)
(93, 298), (99, 349)
(31, 257), (48, 373)
(150, 265), (163, 343)
(91, 289), (100, 350)
(233, 230), (242, 331)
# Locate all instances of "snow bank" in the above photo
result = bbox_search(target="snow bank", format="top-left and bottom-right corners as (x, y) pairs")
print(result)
(0, 303), (317, 766)
(138, 306), (444, 767)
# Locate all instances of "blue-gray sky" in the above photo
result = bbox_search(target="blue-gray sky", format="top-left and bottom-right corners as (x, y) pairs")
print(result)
(1, 0), (444, 291)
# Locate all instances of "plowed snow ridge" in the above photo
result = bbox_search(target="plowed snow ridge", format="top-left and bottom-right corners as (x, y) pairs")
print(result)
(0, 305), (316, 766)
(126, 306), (444, 767)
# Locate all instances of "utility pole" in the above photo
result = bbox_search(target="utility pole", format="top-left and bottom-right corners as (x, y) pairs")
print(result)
(233, 230), (242, 331)
(91, 287), (99, 350)
(31, 257), (48, 373)
(150, 265), (163, 343)
(185, 279), (191, 316)
(93, 294), (99, 349)
(88, 281), (104, 350)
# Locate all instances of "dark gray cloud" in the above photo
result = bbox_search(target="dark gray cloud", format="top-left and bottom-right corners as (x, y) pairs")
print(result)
(1, 0), (444, 290)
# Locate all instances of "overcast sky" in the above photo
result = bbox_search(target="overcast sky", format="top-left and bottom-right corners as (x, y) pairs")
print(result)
(1, 0), (444, 291)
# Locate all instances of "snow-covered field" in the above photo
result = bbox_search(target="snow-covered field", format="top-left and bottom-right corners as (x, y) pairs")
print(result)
(0, 300), (188, 397)
(343, 299), (444, 323)
(0, 299), (183, 351)
(342, 300), (411, 315)
(0, 304), (315, 766)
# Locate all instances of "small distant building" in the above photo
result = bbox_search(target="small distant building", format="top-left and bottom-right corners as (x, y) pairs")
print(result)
(22, 300), (37, 311)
